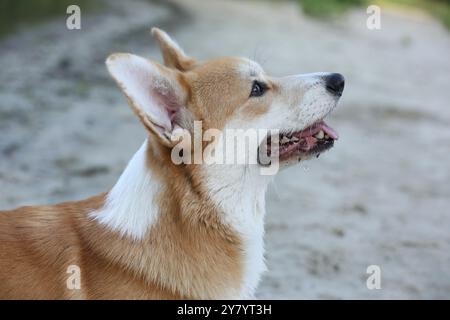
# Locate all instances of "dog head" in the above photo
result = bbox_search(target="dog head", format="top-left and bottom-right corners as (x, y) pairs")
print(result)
(106, 28), (343, 174)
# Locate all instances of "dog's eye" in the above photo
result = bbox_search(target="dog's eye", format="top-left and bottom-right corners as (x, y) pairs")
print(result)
(250, 81), (267, 98)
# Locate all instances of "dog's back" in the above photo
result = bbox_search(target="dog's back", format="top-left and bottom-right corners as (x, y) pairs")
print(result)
(0, 196), (181, 299)
(0, 197), (105, 299)
(1, 203), (78, 298)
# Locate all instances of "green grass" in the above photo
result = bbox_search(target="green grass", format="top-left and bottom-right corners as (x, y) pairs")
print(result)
(298, 0), (450, 29)
(0, 0), (100, 38)
(298, 0), (367, 18)
(390, 0), (450, 29)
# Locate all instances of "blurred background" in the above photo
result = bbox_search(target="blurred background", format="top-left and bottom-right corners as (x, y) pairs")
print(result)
(0, 0), (449, 299)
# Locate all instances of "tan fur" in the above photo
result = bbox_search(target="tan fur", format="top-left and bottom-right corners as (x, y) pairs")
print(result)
(184, 57), (273, 130)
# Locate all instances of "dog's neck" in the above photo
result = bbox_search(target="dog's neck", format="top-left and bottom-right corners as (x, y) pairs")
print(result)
(90, 138), (271, 298)
(203, 164), (270, 297)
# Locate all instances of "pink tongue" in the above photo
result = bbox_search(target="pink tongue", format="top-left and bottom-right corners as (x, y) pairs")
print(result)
(296, 121), (339, 140)
(321, 122), (339, 140)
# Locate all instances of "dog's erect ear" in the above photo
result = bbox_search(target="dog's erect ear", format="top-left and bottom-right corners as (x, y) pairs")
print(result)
(106, 53), (187, 146)
(151, 27), (195, 71)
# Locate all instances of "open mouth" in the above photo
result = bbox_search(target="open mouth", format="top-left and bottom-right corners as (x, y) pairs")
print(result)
(259, 121), (339, 165)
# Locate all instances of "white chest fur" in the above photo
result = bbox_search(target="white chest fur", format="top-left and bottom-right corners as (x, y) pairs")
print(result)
(204, 165), (271, 298)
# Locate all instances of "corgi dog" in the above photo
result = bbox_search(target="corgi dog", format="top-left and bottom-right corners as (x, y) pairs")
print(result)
(0, 28), (344, 299)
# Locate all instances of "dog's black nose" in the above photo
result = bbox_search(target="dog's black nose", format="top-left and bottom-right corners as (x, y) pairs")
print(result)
(325, 73), (345, 96)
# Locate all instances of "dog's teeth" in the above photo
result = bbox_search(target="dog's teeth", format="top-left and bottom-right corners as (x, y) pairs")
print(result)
(315, 130), (324, 139)
(281, 136), (290, 144)
(324, 134), (329, 139)
(291, 137), (299, 142)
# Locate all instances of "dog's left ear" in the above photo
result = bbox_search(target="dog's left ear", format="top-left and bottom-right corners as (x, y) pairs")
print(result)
(151, 27), (195, 71)
(106, 53), (188, 147)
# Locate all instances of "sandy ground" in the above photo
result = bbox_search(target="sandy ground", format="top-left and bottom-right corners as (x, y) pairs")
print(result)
(0, 0), (449, 299)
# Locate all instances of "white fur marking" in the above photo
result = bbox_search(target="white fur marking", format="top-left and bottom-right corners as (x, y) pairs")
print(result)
(90, 140), (160, 240)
